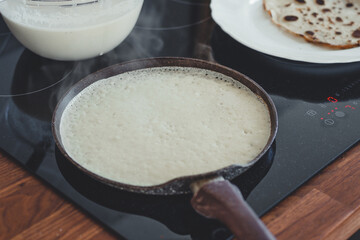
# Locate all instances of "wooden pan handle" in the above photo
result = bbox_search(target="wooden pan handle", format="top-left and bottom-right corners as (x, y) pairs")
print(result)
(191, 179), (275, 240)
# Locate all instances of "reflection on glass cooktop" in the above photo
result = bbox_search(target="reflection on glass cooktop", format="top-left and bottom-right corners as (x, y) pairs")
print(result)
(0, 0), (360, 239)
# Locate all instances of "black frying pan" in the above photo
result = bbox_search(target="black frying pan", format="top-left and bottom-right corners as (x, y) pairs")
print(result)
(52, 57), (278, 240)
(55, 142), (276, 239)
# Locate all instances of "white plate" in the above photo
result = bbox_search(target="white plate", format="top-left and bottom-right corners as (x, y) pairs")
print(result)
(210, 0), (360, 64)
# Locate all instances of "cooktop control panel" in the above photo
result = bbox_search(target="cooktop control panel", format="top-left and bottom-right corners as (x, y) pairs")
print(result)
(305, 78), (360, 127)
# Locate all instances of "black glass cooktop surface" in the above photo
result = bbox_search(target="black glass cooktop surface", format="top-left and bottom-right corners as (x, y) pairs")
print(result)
(1, 0), (360, 239)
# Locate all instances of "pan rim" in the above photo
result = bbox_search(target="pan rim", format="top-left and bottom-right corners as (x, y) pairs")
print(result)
(52, 57), (278, 195)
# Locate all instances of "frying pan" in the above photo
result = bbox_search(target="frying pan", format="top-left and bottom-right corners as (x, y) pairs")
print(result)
(55, 142), (276, 239)
(52, 57), (278, 240)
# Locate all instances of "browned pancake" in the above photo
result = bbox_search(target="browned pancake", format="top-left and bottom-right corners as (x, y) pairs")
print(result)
(263, 0), (360, 49)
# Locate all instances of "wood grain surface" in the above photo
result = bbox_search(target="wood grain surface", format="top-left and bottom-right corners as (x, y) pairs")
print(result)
(262, 142), (360, 240)
(0, 152), (118, 240)
(0, 142), (360, 240)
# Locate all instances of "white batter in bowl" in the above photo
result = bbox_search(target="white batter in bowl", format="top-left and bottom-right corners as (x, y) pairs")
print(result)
(0, 0), (143, 61)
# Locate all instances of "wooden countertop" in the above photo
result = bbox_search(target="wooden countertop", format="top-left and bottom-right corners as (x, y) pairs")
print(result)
(1, 142), (360, 240)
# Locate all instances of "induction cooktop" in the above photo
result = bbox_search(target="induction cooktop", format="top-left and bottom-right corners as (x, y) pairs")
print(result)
(1, 0), (360, 239)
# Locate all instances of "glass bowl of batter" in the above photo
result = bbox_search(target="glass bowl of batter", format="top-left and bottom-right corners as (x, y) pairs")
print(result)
(0, 0), (143, 61)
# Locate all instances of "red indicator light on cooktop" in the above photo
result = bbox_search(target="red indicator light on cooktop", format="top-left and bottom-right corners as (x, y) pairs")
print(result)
(328, 97), (338, 103)
(345, 105), (356, 109)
